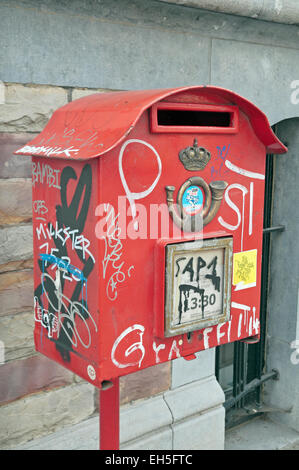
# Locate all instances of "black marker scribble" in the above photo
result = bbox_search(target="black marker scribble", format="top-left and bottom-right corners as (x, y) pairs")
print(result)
(205, 256), (220, 292)
(176, 254), (221, 324)
(34, 163), (95, 362)
(178, 284), (205, 324)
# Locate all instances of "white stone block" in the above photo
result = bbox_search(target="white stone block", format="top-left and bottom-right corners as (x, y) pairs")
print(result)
(120, 395), (172, 444)
(172, 406), (225, 450)
(121, 428), (172, 450)
(171, 348), (216, 388)
(164, 376), (225, 423)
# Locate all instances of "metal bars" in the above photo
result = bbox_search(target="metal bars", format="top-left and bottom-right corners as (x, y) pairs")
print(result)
(216, 146), (284, 428)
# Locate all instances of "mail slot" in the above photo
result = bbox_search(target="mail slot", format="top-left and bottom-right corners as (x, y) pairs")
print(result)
(15, 86), (287, 388)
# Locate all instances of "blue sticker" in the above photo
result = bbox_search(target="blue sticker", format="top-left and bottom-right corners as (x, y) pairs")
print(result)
(182, 185), (203, 216)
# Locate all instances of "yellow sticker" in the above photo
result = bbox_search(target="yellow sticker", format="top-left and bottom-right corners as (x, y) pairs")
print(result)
(233, 249), (257, 287)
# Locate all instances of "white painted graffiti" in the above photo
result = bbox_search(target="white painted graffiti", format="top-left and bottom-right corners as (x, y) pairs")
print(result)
(202, 302), (258, 350)
(36, 221), (95, 264)
(33, 200), (48, 221)
(167, 340), (181, 361)
(32, 161), (61, 189)
(111, 324), (145, 369)
(118, 139), (162, 231)
(34, 271), (97, 349)
(111, 325), (181, 370)
(16, 144), (79, 158)
(218, 183), (248, 251)
(225, 160), (265, 181)
(219, 160), (265, 251)
(232, 301), (259, 339)
(99, 204), (134, 301)
(152, 341), (166, 364)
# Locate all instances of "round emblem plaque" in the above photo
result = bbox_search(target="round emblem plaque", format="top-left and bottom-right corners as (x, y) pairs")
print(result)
(182, 185), (204, 216)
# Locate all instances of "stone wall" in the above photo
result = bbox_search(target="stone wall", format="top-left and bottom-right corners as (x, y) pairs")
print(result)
(1, 0), (299, 451)
(265, 118), (299, 432)
(0, 83), (171, 449)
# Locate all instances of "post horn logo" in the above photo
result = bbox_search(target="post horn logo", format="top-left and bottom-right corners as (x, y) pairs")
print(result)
(179, 139), (211, 171)
(165, 177), (228, 232)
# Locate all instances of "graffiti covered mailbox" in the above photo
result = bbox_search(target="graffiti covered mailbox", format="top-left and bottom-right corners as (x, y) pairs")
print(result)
(15, 86), (287, 390)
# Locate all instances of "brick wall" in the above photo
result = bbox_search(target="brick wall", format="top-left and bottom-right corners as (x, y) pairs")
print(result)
(0, 83), (171, 449)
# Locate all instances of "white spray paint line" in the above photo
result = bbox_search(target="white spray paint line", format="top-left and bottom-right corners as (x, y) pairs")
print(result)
(249, 181), (253, 236)
(249, 316), (253, 336)
(238, 313), (243, 337)
(203, 327), (213, 349)
(218, 183), (248, 251)
(231, 301), (251, 311)
(233, 301), (251, 337)
(217, 323), (226, 344)
(227, 320), (232, 343)
(241, 186), (245, 251)
(225, 160), (265, 180)
(118, 139), (162, 231)
(168, 340), (181, 360)
(153, 341), (166, 364)
(218, 183), (248, 231)
(252, 307), (259, 335)
(234, 281), (256, 292)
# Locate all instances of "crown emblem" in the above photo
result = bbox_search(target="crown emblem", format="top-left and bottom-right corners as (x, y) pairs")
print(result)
(179, 139), (211, 171)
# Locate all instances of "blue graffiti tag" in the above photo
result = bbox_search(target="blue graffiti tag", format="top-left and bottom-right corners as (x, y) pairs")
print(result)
(39, 253), (86, 282)
(211, 144), (230, 181)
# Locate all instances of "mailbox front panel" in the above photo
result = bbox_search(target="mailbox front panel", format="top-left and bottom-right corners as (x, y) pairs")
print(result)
(97, 92), (267, 382)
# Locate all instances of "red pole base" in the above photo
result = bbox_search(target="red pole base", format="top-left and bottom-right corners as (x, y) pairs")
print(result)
(99, 377), (120, 450)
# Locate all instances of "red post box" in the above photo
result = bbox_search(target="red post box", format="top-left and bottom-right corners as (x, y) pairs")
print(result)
(15, 86), (287, 391)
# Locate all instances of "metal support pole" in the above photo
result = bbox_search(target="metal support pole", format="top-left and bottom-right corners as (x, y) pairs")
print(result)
(99, 377), (120, 450)
(224, 369), (279, 410)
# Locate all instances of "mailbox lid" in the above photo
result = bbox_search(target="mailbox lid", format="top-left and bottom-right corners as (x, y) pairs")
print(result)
(14, 86), (287, 160)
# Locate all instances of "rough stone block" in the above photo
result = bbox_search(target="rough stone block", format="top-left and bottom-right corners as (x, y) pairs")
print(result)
(0, 178), (32, 225)
(0, 311), (35, 362)
(119, 362), (171, 405)
(0, 258), (33, 274)
(0, 84), (67, 133)
(0, 224), (33, 264)
(0, 354), (74, 405)
(0, 133), (34, 179)
(94, 363), (171, 410)
(0, 269), (33, 316)
(0, 382), (95, 449)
